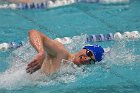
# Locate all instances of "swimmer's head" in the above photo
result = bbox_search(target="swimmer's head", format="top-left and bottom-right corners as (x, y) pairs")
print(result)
(83, 44), (104, 62)
(73, 44), (104, 65)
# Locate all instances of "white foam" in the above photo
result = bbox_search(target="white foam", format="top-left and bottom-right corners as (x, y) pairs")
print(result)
(105, 39), (136, 65)
(64, 34), (87, 53)
(55, 37), (72, 44)
(0, 64), (31, 90)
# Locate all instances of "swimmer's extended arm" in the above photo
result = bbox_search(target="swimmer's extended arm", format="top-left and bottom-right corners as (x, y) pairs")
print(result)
(26, 30), (62, 74)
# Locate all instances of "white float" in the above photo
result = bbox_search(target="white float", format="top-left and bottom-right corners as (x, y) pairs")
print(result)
(114, 32), (122, 40)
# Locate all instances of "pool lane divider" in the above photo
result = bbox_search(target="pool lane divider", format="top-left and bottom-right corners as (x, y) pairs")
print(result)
(0, 0), (76, 9)
(0, 0), (129, 9)
(55, 31), (140, 44)
(0, 31), (139, 51)
(0, 41), (23, 51)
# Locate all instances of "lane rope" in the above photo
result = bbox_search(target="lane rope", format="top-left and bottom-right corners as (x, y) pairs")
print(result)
(0, 0), (129, 9)
(0, 31), (139, 51)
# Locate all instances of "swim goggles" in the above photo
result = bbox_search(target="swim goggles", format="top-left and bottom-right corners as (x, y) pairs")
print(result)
(85, 49), (96, 64)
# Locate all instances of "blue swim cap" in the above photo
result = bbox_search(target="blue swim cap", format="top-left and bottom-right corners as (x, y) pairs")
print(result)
(83, 44), (104, 62)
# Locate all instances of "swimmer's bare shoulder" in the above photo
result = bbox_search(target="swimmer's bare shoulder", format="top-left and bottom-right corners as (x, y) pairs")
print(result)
(54, 40), (65, 48)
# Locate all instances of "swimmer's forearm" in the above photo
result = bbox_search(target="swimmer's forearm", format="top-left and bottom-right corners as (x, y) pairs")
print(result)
(29, 30), (45, 53)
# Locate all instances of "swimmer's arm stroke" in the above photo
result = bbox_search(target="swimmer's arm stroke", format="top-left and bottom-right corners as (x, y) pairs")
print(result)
(26, 30), (65, 74)
(29, 30), (63, 56)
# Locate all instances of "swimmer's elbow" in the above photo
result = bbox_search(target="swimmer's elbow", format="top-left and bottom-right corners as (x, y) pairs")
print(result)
(28, 29), (38, 35)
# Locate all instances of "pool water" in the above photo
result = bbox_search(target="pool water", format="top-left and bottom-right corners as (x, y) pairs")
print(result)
(0, 0), (140, 93)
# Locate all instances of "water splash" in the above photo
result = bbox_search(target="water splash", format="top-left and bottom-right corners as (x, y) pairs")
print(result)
(0, 64), (31, 90)
(64, 34), (87, 53)
(0, 35), (88, 90)
(104, 39), (137, 66)
(0, 34), (139, 90)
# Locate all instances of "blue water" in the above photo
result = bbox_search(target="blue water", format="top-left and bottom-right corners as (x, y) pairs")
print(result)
(0, 0), (140, 93)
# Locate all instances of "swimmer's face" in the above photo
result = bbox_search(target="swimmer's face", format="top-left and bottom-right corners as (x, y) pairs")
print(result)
(73, 49), (95, 65)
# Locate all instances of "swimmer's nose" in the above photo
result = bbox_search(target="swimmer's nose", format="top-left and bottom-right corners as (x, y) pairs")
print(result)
(80, 55), (88, 61)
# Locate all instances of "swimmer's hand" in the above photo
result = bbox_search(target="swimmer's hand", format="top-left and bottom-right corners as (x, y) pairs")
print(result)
(26, 52), (45, 74)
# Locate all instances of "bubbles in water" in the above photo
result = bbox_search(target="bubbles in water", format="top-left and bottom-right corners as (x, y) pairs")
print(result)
(0, 40), (38, 90)
(64, 34), (87, 53)
(104, 39), (136, 66)
(8, 40), (36, 66)
(0, 64), (31, 90)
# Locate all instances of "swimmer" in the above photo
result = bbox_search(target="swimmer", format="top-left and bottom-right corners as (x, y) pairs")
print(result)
(26, 30), (104, 75)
